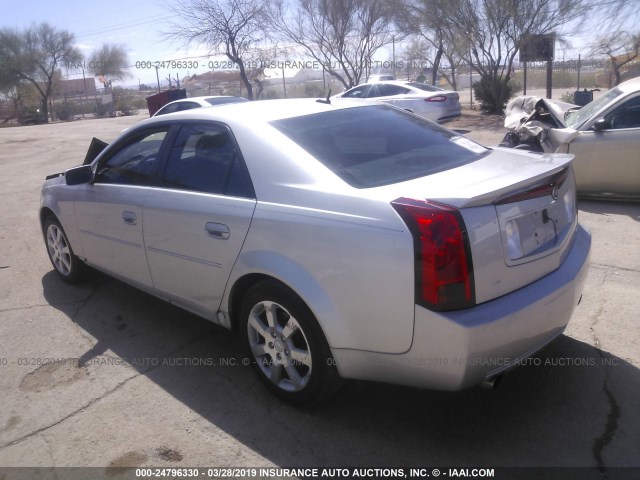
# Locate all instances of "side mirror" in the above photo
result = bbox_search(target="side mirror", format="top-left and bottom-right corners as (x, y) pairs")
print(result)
(592, 118), (610, 132)
(65, 165), (93, 185)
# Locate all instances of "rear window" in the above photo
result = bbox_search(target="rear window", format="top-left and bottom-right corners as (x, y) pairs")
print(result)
(271, 105), (489, 188)
(408, 82), (444, 92)
(205, 96), (248, 106)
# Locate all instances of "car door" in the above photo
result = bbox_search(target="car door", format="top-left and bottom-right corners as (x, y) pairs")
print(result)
(143, 122), (256, 318)
(74, 126), (172, 288)
(568, 94), (640, 195)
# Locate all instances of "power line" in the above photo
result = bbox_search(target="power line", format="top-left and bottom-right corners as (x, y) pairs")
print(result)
(75, 13), (173, 39)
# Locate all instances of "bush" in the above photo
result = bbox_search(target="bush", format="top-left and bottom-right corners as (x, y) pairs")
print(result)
(472, 77), (521, 113)
(54, 102), (74, 121)
(114, 96), (139, 116)
(263, 89), (280, 99)
(95, 101), (109, 117)
(304, 83), (324, 98)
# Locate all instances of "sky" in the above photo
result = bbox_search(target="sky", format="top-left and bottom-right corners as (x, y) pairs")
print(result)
(1, 0), (214, 87)
(1, 0), (638, 89)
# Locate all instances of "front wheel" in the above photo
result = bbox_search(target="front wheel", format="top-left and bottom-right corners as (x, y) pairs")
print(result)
(44, 217), (84, 283)
(239, 281), (341, 405)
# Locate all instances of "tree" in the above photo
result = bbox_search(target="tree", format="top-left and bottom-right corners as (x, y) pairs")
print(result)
(269, 0), (396, 89)
(0, 69), (21, 122)
(590, 31), (640, 87)
(450, 0), (590, 112)
(396, 0), (467, 90)
(0, 23), (82, 121)
(167, 0), (270, 100)
(88, 44), (131, 88)
(401, 37), (433, 79)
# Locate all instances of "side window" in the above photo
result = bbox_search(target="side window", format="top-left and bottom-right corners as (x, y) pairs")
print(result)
(161, 123), (254, 197)
(95, 129), (168, 185)
(373, 84), (410, 97)
(156, 103), (181, 116)
(342, 84), (372, 98)
(177, 102), (201, 112)
(606, 96), (640, 129)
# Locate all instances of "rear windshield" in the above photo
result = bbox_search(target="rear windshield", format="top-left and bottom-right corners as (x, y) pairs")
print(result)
(408, 82), (444, 92)
(205, 96), (248, 106)
(271, 105), (489, 188)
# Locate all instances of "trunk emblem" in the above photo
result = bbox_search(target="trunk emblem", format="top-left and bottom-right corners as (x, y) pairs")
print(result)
(551, 185), (560, 200)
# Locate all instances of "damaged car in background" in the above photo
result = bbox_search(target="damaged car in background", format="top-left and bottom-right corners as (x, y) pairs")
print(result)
(500, 76), (640, 200)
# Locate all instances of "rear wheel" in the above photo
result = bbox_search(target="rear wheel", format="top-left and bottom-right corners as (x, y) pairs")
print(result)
(239, 281), (341, 405)
(44, 217), (84, 283)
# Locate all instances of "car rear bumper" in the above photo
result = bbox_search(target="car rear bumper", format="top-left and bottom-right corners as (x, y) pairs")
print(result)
(332, 224), (591, 390)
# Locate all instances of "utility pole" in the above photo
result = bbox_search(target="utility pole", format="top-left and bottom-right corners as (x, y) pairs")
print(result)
(81, 65), (89, 118)
(281, 66), (287, 98)
(155, 66), (161, 92)
(469, 40), (474, 109)
(392, 35), (396, 78)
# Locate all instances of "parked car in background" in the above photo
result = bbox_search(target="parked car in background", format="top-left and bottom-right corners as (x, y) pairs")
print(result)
(501, 76), (640, 200)
(41, 99), (590, 404)
(332, 80), (461, 123)
(153, 95), (248, 117)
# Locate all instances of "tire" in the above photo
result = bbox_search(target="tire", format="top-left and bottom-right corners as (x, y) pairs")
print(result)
(43, 217), (85, 283)
(239, 280), (342, 405)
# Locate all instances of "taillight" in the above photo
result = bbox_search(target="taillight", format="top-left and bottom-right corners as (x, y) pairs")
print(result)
(425, 95), (447, 102)
(392, 198), (475, 311)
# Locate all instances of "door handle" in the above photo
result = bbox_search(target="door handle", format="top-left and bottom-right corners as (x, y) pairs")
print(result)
(122, 211), (137, 225)
(205, 222), (230, 240)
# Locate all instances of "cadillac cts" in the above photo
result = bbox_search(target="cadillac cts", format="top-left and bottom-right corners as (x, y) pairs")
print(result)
(40, 99), (591, 404)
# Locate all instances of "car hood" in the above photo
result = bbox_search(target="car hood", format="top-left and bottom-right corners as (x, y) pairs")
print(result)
(503, 96), (583, 152)
(504, 95), (576, 130)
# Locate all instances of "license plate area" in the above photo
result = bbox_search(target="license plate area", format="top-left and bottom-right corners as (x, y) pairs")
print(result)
(496, 185), (576, 266)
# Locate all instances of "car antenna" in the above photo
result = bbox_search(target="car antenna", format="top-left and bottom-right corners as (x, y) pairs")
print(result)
(316, 90), (331, 104)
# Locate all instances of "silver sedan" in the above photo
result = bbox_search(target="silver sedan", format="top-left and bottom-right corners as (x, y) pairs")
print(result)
(41, 99), (590, 404)
(332, 80), (461, 123)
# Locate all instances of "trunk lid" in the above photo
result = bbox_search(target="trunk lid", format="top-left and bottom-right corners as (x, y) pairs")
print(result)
(376, 147), (574, 208)
(374, 147), (579, 304)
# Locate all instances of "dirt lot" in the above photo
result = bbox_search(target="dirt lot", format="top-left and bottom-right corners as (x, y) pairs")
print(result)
(0, 112), (639, 476)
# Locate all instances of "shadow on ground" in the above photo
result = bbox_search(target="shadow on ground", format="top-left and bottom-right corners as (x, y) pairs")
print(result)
(41, 270), (640, 468)
(579, 200), (640, 222)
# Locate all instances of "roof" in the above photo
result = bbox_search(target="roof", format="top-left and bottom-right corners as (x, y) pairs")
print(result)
(142, 97), (370, 127)
(617, 76), (640, 93)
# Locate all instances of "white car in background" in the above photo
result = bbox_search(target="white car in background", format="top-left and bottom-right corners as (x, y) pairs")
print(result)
(153, 95), (248, 117)
(41, 99), (590, 404)
(333, 80), (461, 123)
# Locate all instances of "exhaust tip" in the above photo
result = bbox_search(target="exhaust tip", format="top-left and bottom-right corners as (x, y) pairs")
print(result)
(481, 374), (504, 390)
